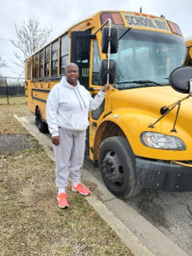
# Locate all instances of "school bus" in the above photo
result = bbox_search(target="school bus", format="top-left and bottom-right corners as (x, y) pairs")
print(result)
(25, 10), (192, 199)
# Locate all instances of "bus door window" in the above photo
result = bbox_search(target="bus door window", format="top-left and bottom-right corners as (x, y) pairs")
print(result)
(91, 40), (105, 120)
(60, 34), (69, 75)
(71, 30), (91, 88)
(91, 100), (105, 120)
(92, 41), (102, 85)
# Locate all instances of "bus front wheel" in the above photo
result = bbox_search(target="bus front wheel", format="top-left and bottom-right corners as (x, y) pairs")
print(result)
(99, 136), (142, 199)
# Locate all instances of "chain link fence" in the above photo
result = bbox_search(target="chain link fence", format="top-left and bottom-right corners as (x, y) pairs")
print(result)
(0, 76), (25, 104)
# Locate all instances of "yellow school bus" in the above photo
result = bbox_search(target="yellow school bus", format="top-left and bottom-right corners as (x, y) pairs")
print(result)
(25, 10), (192, 199)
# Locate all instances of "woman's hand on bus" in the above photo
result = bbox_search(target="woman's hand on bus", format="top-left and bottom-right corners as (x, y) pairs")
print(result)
(52, 136), (60, 145)
(102, 84), (111, 93)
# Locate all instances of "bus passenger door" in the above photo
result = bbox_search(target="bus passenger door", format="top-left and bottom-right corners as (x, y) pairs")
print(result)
(70, 30), (91, 89)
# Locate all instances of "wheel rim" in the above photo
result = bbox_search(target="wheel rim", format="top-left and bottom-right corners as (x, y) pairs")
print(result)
(101, 151), (124, 188)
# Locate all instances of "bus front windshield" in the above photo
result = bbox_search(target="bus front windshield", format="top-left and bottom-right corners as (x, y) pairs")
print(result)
(112, 29), (187, 89)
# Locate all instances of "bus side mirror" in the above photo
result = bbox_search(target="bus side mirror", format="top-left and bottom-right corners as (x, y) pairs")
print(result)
(102, 27), (118, 54)
(100, 59), (116, 84)
(169, 66), (192, 94)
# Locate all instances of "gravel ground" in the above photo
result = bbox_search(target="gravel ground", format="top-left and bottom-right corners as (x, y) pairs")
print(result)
(0, 134), (33, 153)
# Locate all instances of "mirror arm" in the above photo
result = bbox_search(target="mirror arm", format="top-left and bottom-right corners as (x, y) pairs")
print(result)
(149, 93), (192, 132)
(148, 104), (177, 129)
(107, 19), (112, 84)
(171, 102), (181, 133)
(92, 19), (112, 36)
(149, 102), (181, 133)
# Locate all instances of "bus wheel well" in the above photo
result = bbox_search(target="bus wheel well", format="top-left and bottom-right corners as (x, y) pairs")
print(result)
(93, 121), (126, 161)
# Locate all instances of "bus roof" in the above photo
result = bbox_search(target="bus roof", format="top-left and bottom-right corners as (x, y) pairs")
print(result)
(25, 10), (183, 61)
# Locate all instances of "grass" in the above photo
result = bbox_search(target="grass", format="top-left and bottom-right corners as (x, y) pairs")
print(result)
(0, 96), (30, 134)
(0, 96), (133, 256)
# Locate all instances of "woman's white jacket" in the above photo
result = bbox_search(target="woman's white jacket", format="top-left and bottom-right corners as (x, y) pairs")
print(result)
(46, 76), (105, 137)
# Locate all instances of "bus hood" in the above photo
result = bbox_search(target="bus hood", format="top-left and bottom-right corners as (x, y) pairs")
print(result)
(108, 85), (192, 161)
(110, 85), (192, 126)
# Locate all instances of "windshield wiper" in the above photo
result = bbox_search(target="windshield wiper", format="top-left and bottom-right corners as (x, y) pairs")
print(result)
(116, 80), (162, 86)
(118, 28), (132, 41)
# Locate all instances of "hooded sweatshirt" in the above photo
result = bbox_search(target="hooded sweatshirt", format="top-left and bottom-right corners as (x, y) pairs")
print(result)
(46, 76), (105, 137)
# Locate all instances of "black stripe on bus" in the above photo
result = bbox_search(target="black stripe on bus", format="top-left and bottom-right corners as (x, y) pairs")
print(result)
(31, 76), (62, 82)
(32, 89), (50, 93)
(32, 97), (47, 103)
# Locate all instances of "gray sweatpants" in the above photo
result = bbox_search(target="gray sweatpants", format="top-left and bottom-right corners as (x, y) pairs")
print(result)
(53, 128), (86, 188)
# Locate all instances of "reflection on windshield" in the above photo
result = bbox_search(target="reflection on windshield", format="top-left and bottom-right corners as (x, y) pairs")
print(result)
(111, 29), (186, 90)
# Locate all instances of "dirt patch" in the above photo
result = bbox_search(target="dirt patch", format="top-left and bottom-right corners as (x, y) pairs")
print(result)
(0, 134), (33, 152)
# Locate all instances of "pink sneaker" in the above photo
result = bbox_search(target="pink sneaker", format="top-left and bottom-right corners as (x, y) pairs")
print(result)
(72, 183), (90, 196)
(57, 193), (69, 209)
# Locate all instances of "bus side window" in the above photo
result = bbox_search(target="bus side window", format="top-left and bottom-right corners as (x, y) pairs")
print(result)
(92, 41), (102, 85)
(39, 50), (44, 78)
(60, 34), (69, 75)
(45, 45), (50, 77)
(34, 53), (39, 79)
(52, 40), (59, 76)
(27, 60), (31, 80)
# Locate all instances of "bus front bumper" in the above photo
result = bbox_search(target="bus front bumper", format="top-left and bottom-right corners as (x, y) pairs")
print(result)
(136, 158), (192, 191)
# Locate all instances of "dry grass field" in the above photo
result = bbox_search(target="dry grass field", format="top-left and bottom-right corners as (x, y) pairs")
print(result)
(0, 97), (133, 256)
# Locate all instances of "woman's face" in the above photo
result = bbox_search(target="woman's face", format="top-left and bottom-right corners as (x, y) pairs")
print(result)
(65, 65), (79, 86)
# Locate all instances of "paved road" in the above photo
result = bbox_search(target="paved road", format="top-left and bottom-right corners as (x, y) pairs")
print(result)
(17, 115), (192, 256)
(85, 159), (192, 255)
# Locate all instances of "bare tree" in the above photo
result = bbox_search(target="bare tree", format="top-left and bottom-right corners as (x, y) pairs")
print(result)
(11, 19), (52, 74)
(0, 75), (5, 86)
(0, 57), (6, 69)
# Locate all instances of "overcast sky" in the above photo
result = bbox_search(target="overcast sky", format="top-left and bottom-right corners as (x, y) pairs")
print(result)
(0, 0), (191, 77)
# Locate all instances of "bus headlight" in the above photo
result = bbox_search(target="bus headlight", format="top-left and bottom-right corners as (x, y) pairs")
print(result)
(140, 132), (186, 150)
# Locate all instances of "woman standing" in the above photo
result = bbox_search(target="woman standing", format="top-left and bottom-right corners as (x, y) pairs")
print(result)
(46, 63), (110, 209)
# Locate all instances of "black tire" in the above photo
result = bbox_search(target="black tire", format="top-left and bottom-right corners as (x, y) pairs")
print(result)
(99, 136), (142, 199)
(35, 109), (49, 133)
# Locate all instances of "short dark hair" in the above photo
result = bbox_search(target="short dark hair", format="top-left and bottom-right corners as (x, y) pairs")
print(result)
(65, 63), (79, 72)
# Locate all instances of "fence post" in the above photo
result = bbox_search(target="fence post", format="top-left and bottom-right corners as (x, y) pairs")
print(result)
(5, 77), (9, 104)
